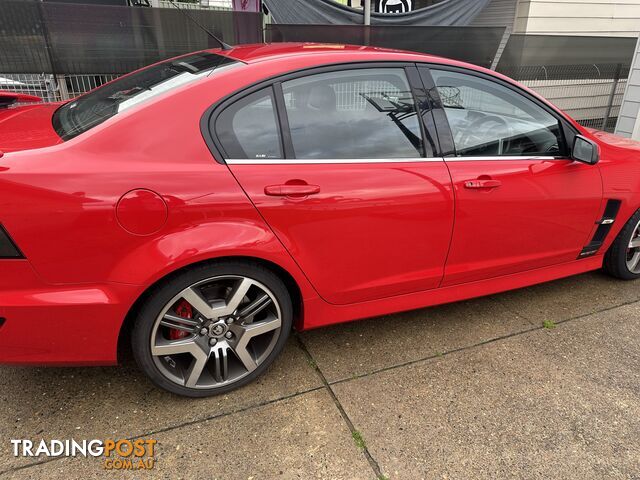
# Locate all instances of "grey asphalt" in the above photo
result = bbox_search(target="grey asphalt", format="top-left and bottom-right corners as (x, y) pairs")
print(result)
(1, 271), (639, 479)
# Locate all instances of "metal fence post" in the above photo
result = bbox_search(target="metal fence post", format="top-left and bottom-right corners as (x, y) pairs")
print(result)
(55, 74), (70, 100)
(363, 0), (371, 46)
(363, 0), (371, 25)
(602, 63), (622, 131)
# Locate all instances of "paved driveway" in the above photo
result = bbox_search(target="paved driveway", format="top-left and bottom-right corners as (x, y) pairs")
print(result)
(1, 271), (639, 479)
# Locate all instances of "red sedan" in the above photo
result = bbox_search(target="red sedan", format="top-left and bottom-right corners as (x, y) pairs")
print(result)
(1, 44), (639, 397)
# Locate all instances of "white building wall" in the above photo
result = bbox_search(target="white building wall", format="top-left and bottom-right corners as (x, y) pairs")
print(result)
(615, 38), (640, 138)
(203, 0), (232, 7)
(515, 0), (640, 36)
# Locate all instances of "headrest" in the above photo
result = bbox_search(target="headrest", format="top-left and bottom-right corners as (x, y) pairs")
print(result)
(307, 84), (337, 112)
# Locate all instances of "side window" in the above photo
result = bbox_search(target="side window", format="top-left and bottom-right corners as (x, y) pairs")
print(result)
(215, 88), (282, 159)
(281, 68), (424, 159)
(430, 69), (566, 157)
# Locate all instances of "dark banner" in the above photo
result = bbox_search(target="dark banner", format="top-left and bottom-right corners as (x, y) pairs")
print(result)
(497, 34), (637, 73)
(265, 24), (506, 68)
(0, 0), (262, 74)
(266, 25), (637, 79)
(263, 0), (492, 26)
(345, 0), (444, 12)
(496, 34), (637, 80)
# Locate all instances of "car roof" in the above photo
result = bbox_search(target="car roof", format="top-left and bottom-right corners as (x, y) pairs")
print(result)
(213, 42), (452, 65)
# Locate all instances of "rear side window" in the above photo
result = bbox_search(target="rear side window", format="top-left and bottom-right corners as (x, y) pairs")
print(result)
(281, 68), (423, 159)
(215, 88), (282, 159)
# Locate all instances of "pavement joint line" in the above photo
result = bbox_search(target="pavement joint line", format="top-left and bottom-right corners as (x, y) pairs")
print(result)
(328, 325), (540, 387)
(0, 385), (325, 476)
(328, 297), (640, 387)
(294, 333), (384, 480)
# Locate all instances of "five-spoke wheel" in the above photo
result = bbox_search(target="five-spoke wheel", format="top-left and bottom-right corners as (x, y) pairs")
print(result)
(132, 262), (292, 397)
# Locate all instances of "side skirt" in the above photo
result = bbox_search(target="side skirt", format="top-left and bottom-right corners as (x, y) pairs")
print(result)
(302, 255), (604, 330)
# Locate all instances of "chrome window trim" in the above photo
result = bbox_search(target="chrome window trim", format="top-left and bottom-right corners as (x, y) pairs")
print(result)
(226, 156), (562, 165)
(226, 158), (444, 165)
(444, 156), (559, 162)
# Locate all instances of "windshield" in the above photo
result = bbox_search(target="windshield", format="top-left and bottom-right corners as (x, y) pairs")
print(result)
(53, 52), (237, 141)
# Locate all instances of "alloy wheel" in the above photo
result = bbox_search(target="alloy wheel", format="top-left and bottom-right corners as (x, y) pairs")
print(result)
(150, 275), (282, 389)
(626, 220), (640, 274)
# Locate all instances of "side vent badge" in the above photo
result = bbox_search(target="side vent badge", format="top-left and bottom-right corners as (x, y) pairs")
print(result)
(578, 199), (622, 258)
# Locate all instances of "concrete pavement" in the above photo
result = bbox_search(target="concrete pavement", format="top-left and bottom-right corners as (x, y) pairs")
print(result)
(1, 271), (639, 479)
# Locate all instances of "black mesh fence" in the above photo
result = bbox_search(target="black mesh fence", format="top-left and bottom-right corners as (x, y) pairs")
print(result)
(0, 0), (262, 74)
(265, 24), (507, 69)
(496, 34), (637, 77)
(0, 1), (52, 74)
(265, 25), (637, 79)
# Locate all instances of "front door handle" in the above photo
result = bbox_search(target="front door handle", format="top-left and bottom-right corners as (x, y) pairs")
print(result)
(264, 184), (321, 197)
(464, 179), (502, 189)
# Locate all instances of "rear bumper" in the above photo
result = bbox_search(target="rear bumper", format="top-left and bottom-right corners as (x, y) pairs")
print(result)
(0, 264), (141, 365)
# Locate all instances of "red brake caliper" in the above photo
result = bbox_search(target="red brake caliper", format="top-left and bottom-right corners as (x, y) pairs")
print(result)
(168, 300), (193, 340)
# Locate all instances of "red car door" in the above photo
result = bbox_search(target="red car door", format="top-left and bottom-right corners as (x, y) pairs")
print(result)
(421, 67), (603, 286)
(212, 66), (454, 305)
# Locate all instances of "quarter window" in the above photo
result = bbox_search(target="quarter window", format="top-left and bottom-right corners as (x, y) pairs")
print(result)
(281, 68), (424, 159)
(215, 88), (282, 159)
(430, 69), (566, 157)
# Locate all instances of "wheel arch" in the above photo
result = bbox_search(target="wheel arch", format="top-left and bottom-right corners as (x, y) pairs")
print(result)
(116, 255), (304, 363)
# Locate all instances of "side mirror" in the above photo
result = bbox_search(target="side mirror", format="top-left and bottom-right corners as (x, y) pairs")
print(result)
(572, 135), (599, 165)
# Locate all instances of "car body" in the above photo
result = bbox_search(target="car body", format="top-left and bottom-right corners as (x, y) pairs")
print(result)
(1, 43), (639, 395)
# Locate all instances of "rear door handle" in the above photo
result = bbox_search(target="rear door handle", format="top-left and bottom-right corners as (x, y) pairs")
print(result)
(464, 179), (502, 189)
(264, 184), (321, 197)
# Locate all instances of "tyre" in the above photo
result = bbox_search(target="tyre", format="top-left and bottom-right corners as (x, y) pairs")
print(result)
(604, 209), (640, 280)
(131, 261), (292, 397)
